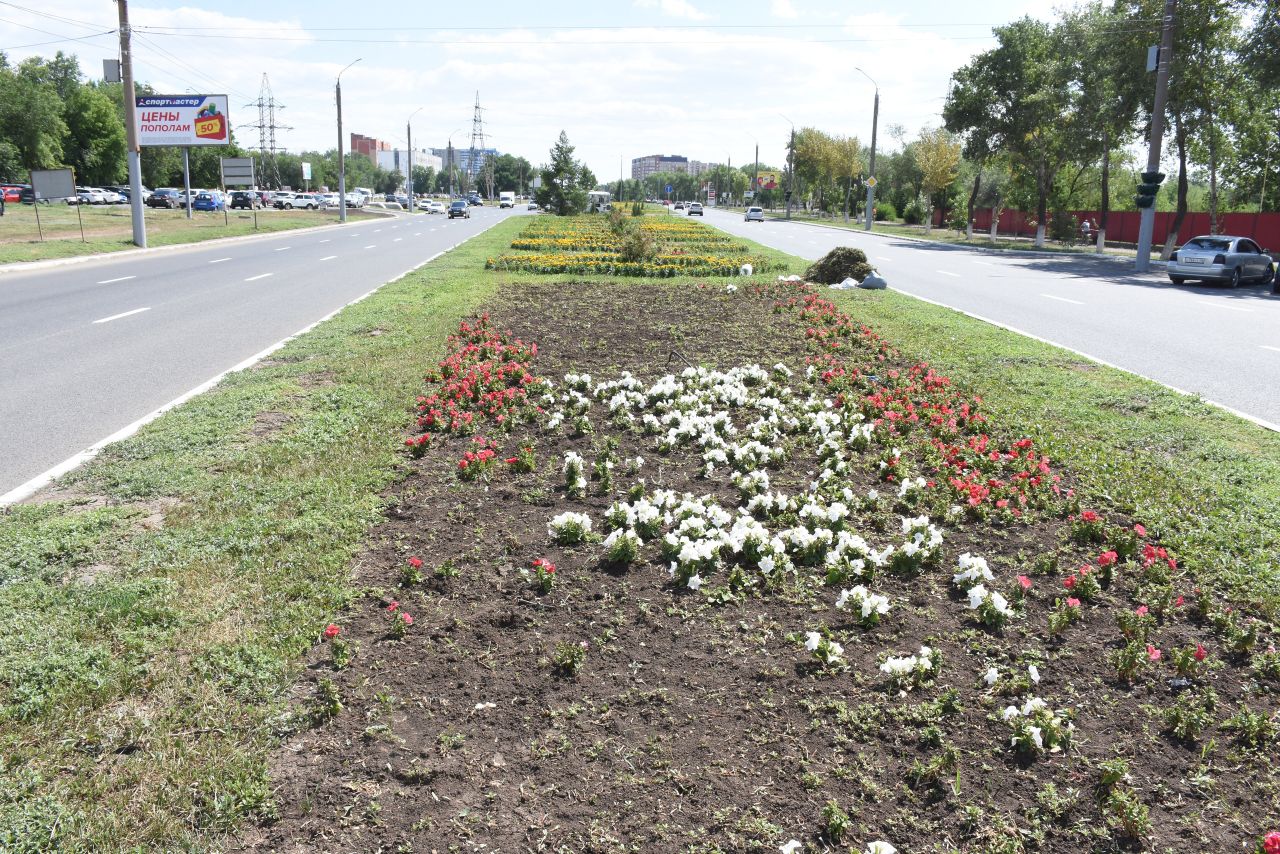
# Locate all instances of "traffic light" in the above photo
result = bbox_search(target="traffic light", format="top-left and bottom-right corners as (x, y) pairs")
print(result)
(1135, 171), (1164, 209)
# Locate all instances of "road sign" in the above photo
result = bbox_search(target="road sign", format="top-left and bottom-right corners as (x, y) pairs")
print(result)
(301, 162), (312, 181)
(31, 168), (75, 201)
(220, 157), (255, 187)
(744, 190), (754, 200)
(866, 176), (878, 188)
(665, 184), (673, 193)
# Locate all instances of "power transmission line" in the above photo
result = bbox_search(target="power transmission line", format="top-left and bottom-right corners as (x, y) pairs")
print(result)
(245, 73), (292, 189)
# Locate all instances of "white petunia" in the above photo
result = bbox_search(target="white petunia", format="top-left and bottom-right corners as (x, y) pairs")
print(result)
(1028, 725), (1044, 750)
(780, 842), (802, 854)
(984, 667), (999, 687)
(1028, 664), (1041, 684)
(804, 631), (821, 652)
(866, 842), (897, 854)
(967, 584), (988, 609)
(687, 574), (703, 591)
(1002, 705), (1021, 721)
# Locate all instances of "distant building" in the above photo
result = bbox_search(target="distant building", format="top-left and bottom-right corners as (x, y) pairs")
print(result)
(351, 133), (390, 164)
(376, 148), (443, 179)
(631, 154), (721, 180)
(431, 146), (498, 176)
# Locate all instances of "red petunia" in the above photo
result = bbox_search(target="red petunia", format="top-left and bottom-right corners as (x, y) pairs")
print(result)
(323, 624), (341, 639)
(1263, 832), (1280, 854)
(1017, 575), (1032, 590)
(1081, 510), (1100, 523)
(386, 600), (400, 612)
(1146, 644), (1162, 662)
(408, 556), (423, 569)
(1194, 644), (1207, 662)
(1065, 597), (1081, 608)
(1134, 523), (1147, 537)
(1063, 575), (1077, 590)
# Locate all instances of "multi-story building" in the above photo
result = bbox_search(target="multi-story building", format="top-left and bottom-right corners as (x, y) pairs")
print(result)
(431, 147), (498, 177)
(631, 154), (688, 180)
(350, 133), (390, 165)
(375, 148), (444, 180)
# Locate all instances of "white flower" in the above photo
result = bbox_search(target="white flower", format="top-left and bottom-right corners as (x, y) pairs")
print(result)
(866, 843), (897, 854)
(473, 702), (496, 711)
(804, 631), (821, 652)
(780, 842), (802, 854)
(725, 283), (738, 293)
(1002, 705), (1020, 721)
(759, 556), (775, 574)
(687, 574), (703, 591)
(1028, 725), (1044, 750)
(966, 584), (988, 609)
(984, 667), (999, 687)
(1028, 664), (1041, 684)
(1022, 696), (1049, 716)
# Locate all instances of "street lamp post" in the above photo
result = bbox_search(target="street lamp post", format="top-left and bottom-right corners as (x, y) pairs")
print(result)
(336, 58), (362, 224)
(855, 67), (879, 232)
(779, 114), (795, 221)
(445, 127), (461, 198)
(406, 106), (423, 212)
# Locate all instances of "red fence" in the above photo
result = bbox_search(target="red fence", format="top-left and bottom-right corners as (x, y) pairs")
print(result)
(937, 208), (1280, 249)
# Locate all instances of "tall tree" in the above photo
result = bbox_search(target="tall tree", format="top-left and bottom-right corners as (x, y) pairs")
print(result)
(916, 127), (962, 232)
(535, 131), (589, 215)
(63, 85), (126, 184)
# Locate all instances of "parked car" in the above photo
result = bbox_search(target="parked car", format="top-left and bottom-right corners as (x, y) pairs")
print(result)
(448, 200), (470, 219)
(744, 206), (764, 222)
(687, 202), (704, 216)
(1167, 235), (1274, 288)
(147, 188), (182, 208)
(192, 191), (224, 212)
(272, 193), (296, 209)
(1, 185), (23, 203)
(293, 193), (321, 210)
(344, 191), (366, 208)
(229, 190), (261, 210)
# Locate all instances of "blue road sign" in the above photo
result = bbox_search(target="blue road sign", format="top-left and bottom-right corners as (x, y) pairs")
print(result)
(665, 184), (673, 193)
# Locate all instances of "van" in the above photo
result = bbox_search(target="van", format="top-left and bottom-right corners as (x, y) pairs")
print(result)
(499, 191), (515, 208)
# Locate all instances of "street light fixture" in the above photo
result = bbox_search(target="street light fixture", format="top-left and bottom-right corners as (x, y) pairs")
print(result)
(336, 58), (362, 224)
(854, 66), (880, 233)
(406, 106), (423, 212)
(779, 114), (795, 220)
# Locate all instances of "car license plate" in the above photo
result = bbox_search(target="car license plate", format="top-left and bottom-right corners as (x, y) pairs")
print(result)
(1186, 257), (1206, 264)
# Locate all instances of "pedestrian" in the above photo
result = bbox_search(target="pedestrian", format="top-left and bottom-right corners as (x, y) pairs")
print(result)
(1080, 218), (1092, 242)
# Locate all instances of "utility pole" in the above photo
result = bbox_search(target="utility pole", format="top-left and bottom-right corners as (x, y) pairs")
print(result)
(856, 67), (880, 232)
(753, 143), (758, 210)
(336, 59), (361, 224)
(786, 126), (795, 220)
(1135, 0), (1177, 273)
(116, 0), (145, 247)
(406, 106), (422, 212)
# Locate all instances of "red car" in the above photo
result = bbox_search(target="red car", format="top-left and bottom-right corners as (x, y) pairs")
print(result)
(1, 186), (23, 203)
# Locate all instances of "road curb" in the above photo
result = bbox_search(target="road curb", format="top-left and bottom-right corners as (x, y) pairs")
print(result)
(0, 208), (401, 277)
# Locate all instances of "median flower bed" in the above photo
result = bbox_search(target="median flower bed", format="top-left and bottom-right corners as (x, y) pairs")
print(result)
(486, 214), (773, 277)
(254, 280), (1279, 853)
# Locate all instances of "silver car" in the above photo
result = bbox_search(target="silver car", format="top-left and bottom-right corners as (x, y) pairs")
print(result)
(744, 206), (764, 222)
(1168, 235), (1274, 288)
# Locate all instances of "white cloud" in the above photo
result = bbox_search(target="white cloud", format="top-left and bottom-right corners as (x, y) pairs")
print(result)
(772, 0), (799, 19)
(633, 0), (712, 21)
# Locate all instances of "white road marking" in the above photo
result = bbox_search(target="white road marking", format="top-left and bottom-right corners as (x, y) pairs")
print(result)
(1197, 301), (1251, 313)
(92, 306), (150, 324)
(97, 275), (136, 284)
(1262, 345), (1280, 353)
(373, 229), (382, 233)
(319, 255), (337, 261)
(318, 239), (330, 243)
(244, 273), (272, 282)
(364, 245), (376, 249)
(414, 232), (422, 236)
(393, 237), (403, 242)
(207, 257), (231, 264)
(973, 261), (994, 266)
(1041, 294), (1085, 305)
(876, 256), (892, 262)
(936, 270), (961, 277)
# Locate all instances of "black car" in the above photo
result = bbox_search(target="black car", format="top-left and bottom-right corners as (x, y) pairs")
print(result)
(147, 188), (182, 209)
(229, 190), (261, 210)
(467, 196), (484, 206)
(448, 200), (470, 219)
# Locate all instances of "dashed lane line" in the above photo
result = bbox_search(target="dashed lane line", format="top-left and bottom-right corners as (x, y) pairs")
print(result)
(936, 270), (961, 277)
(319, 255), (337, 261)
(1041, 294), (1085, 305)
(1197, 301), (1252, 313)
(207, 257), (231, 264)
(92, 307), (150, 324)
(97, 275), (136, 284)
(244, 273), (272, 282)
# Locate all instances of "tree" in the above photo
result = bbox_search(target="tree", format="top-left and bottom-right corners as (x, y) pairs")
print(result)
(535, 131), (589, 215)
(411, 164), (435, 196)
(916, 127), (962, 232)
(63, 85), (126, 185)
(490, 153), (533, 193)
(0, 56), (67, 171)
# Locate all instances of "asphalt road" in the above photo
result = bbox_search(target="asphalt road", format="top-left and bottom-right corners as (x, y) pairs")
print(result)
(700, 207), (1280, 429)
(0, 206), (519, 500)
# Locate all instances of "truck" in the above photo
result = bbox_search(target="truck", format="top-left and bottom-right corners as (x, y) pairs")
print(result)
(499, 191), (515, 208)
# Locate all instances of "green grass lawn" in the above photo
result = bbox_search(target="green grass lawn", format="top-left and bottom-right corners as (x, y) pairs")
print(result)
(0, 214), (1275, 849)
(0, 203), (384, 264)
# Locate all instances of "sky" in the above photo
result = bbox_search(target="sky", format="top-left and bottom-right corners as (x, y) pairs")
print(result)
(0, 0), (1065, 179)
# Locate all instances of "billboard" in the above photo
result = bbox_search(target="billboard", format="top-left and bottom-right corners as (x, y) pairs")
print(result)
(135, 95), (230, 146)
(30, 168), (75, 201)
(755, 172), (780, 190)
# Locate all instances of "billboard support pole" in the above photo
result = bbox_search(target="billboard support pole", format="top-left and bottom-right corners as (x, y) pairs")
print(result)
(183, 147), (192, 220)
(33, 201), (43, 241)
(117, 0), (147, 247)
(76, 202), (86, 242)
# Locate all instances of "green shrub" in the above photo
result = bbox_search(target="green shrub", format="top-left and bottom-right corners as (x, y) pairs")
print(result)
(902, 198), (925, 225)
(874, 200), (895, 221)
(805, 246), (873, 284)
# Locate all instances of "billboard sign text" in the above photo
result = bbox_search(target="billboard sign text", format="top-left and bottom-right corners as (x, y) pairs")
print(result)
(135, 95), (230, 147)
(755, 172), (780, 190)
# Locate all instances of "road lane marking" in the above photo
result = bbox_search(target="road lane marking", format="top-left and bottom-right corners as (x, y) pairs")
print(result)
(1197, 301), (1251, 313)
(393, 237), (402, 242)
(319, 255), (337, 261)
(936, 270), (961, 277)
(318, 239), (330, 243)
(92, 307), (150, 324)
(414, 232), (421, 236)
(274, 246), (291, 252)
(1263, 345), (1280, 353)
(876, 256), (892, 262)
(244, 273), (272, 282)
(364, 245), (376, 249)
(208, 257), (231, 264)
(97, 275), (136, 284)
(973, 261), (994, 266)
(1041, 294), (1085, 305)
(373, 229), (382, 233)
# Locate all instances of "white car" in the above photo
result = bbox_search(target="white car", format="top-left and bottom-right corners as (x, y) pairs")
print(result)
(427, 200), (446, 214)
(744, 206), (764, 222)
(73, 186), (105, 205)
(96, 188), (123, 204)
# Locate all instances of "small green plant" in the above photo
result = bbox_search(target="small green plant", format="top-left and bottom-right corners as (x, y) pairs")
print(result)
(1222, 704), (1276, 749)
(522, 558), (557, 593)
(1252, 648), (1280, 681)
(1116, 605), (1155, 642)
(1101, 786), (1151, 841)
(385, 600), (414, 639)
(1047, 597), (1083, 635)
(1169, 642), (1209, 678)
(1162, 689), (1217, 743)
(316, 678), (343, 719)
(821, 798), (851, 843)
(323, 624), (353, 669)
(506, 444), (536, 473)
(602, 528), (641, 566)
(593, 445), (617, 494)
(1108, 640), (1147, 683)
(563, 451), (587, 498)
(552, 640), (588, 676)
(435, 558), (460, 579)
(1096, 757), (1130, 791)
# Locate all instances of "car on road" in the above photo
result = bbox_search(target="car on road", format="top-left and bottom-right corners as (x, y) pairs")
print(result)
(744, 206), (764, 222)
(527, 201), (539, 210)
(687, 202), (703, 216)
(229, 190), (261, 210)
(192, 191), (224, 212)
(427, 200), (446, 214)
(467, 196), (484, 206)
(673, 202), (684, 210)
(1167, 235), (1274, 288)
(448, 200), (470, 219)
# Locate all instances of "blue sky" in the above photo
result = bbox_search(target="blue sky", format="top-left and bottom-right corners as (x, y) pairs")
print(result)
(1, 0), (1060, 177)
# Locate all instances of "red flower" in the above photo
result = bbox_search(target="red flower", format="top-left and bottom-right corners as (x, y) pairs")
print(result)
(399, 612), (414, 626)
(323, 624), (341, 639)
(1194, 644), (1207, 662)
(1134, 523), (1147, 537)
(1175, 595), (1185, 607)
(1135, 605), (1148, 617)
(1146, 644), (1162, 662)
(1065, 597), (1081, 608)
(1264, 832), (1280, 854)
(1063, 575), (1077, 590)
(1081, 510), (1100, 523)
(1017, 575), (1032, 590)
(1098, 551), (1118, 567)
(386, 600), (400, 612)
(408, 556), (423, 569)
